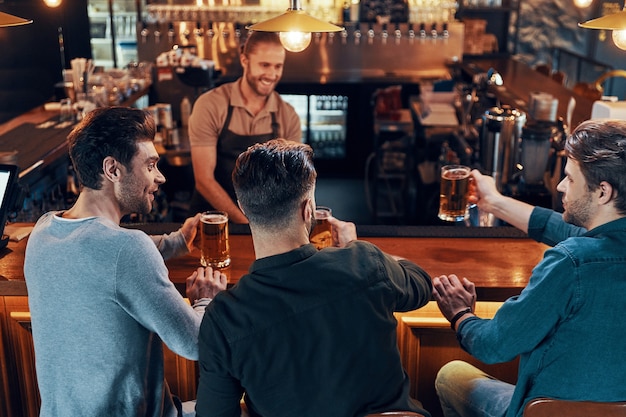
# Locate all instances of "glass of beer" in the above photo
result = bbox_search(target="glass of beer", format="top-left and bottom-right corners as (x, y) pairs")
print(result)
(438, 165), (471, 222)
(200, 211), (230, 268)
(310, 206), (333, 250)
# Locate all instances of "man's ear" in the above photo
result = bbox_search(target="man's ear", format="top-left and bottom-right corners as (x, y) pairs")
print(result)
(302, 197), (313, 222)
(598, 181), (615, 205)
(102, 157), (121, 183)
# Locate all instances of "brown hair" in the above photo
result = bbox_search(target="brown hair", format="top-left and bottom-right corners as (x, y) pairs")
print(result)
(233, 139), (316, 228)
(241, 31), (282, 56)
(566, 119), (626, 213)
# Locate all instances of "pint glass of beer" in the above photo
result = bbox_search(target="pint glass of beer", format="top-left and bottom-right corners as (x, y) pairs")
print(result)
(438, 165), (471, 222)
(310, 206), (333, 250)
(200, 211), (230, 268)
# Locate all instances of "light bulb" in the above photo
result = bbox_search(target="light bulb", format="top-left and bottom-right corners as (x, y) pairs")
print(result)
(43, 0), (63, 7)
(612, 29), (626, 50)
(573, 0), (593, 8)
(279, 31), (312, 52)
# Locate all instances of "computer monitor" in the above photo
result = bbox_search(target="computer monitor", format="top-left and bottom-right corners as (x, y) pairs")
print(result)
(0, 164), (19, 250)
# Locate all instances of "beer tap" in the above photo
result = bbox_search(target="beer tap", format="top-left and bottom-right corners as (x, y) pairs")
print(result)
(314, 31), (322, 45)
(194, 21), (204, 39)
(328, 31), (335, 45)
(341, 28), (348, 45)
(167, 22), (176, 43)
(381, 23), (388, 45)
(394, 22), (402, 45)
(419, 22), (426, 40)
(367, 22), (375, 44)
(408, 23), (415, 43)
(431, 23), (438, 39)
(235, 22), (242, 40)
(154, 23), (161, 43)
(140, 21), (149, 44)
(354, 23), (362, 45)
(207, 21), (215, 38)
(442, 22), (449, 39)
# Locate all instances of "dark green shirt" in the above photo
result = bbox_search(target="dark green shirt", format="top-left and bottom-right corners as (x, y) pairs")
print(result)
(196, 240), (432, 417)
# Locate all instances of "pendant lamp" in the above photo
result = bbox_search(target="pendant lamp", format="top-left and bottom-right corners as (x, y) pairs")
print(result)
(579, 9), (626, 50)
(247, 0), (343, 52)
(0, 11), (33, 27)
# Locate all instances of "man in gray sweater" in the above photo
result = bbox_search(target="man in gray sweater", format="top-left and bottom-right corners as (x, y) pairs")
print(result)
(24, 107), (226, 417)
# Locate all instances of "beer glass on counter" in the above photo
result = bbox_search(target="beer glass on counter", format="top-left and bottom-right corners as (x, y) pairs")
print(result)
(310, 206), (333, 250)
(438, 165), (471, 222)
(200, 211), (230, 268)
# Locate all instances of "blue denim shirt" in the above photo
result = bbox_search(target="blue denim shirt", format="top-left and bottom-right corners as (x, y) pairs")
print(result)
(457, 207), (626, 417)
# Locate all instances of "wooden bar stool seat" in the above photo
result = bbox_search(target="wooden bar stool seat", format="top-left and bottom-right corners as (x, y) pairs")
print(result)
(523, 398), (626, 417)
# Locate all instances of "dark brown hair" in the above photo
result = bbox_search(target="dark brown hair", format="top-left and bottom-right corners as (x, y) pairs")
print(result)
(67, 107), (155, 190)
(566, 119), (626, 213)
(233, 139), (316, 228)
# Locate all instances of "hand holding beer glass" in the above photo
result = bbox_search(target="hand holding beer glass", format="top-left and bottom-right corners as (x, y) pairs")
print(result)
(200, 211), (230, 268)
(438, 165), (471, 222)
(310, 206), (333, 250)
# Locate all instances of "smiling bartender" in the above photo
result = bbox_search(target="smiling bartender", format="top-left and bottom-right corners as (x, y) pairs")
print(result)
(188, 31), (302, 224)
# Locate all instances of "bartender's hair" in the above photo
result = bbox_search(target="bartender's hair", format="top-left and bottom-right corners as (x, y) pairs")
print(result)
(566, 119), (626, 213)
(67, 107), (156, 190)
(233, 139), (317, 228)
(241, 31), (283, 56)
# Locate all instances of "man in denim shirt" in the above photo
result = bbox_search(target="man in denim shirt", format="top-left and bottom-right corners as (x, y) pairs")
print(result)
(431, 119), (626, 417)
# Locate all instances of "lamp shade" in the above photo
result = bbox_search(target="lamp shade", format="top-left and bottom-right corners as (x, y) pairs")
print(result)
(0, 11), (32, 27)
(247, 9), (343, 33)
(579, 10), (626, 30)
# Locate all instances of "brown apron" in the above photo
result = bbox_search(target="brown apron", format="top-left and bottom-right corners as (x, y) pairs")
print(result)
(189, 105), (279, 214)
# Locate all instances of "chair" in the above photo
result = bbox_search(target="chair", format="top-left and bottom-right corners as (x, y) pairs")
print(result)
(523, 398), (626, 417)
(366, 413), (426, 417)
(573, 69), (626, 101)
(534, 64), (552, 76)
(551, 70), (567, 85)
(572, 82), (603, 101)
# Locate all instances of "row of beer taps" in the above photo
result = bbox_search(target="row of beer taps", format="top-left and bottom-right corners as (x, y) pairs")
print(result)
(138, 21), (454, 45)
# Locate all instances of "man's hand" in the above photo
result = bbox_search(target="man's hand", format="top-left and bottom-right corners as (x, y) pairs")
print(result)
(432, 274), (476, 321)
(186, 267), (228, 304)
(180, 214), (201, 251)
(327, 216), (357, 248)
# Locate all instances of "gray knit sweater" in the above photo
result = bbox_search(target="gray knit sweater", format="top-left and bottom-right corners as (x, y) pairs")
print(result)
(24, 213), (202, 417)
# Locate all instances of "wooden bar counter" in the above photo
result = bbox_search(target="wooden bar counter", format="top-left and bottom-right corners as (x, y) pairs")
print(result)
(0, 223), (545, 417)
(1, 224), (547, 301)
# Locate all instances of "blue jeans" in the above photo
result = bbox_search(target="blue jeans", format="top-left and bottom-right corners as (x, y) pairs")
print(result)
(435, 360), (515, 417)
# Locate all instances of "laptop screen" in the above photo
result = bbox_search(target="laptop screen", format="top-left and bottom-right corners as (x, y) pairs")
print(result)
(0, 164), (19, 248)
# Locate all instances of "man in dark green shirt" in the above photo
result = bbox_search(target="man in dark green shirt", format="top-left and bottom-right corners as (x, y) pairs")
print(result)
(196, 139), (433, 417)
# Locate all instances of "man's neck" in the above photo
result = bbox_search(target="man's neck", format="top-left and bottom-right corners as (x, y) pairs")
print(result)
(250, 225), (310, 260)
(61, 190), (122, 224)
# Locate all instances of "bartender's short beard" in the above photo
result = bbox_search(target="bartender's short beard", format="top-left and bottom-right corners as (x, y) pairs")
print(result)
(245, 67), (276, 97)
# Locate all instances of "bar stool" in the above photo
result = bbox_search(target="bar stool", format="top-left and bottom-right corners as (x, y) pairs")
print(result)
(523, 398), (626, 417)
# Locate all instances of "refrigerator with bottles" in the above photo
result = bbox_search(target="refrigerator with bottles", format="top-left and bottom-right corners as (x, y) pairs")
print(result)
(281, 93), (350, 172)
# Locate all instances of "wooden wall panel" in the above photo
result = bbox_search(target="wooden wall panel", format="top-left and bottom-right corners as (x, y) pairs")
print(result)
(1, 300), (198, 417)
(396, 302), (519, 417)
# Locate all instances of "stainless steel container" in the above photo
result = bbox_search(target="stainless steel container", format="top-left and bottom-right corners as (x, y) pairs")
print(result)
(480, 106), (526, 190)
(520, 122), (556, 185)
